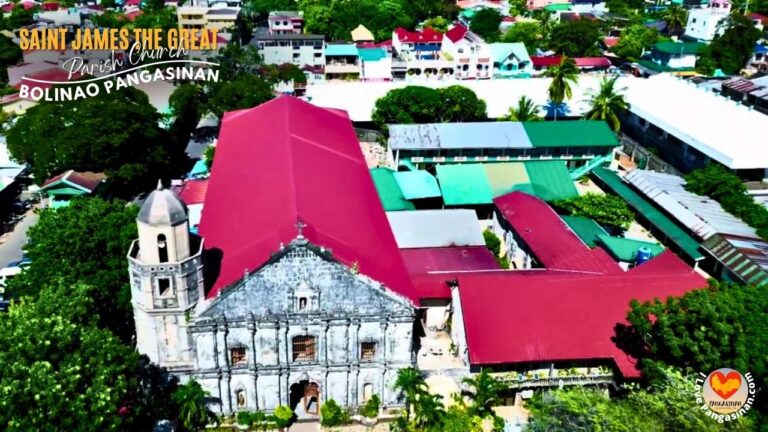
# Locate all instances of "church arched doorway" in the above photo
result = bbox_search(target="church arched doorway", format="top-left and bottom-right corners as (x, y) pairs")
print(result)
(289, 380), (320, 417)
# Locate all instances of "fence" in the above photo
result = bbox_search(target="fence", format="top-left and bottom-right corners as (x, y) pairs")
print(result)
(619, 133), (683, 176)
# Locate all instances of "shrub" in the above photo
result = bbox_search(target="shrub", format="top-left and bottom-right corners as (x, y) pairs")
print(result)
(553, 193), (634, 231)
(236, 411), (252, 426)
(483, 230), (501, 256)
(272, 406), (294, 429)
(320, 399), (350, 427)
(360, 395), (381, 419)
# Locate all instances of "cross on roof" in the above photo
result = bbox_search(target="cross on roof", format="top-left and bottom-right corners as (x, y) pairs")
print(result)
(296, 218), (307, 237)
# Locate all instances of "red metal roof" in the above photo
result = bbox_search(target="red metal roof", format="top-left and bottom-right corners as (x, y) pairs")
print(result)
(603, 37), (619, 48)
(574, 57), (611, 68)
(457, 251), (706, 377)
(176, 179), (208, 205)
(198, 96), (415, 302)
(16, 68), (83, 91)
(401, 246), (500, 276)
(494, 192), (620, 274)
(445, 24), (468, 43)
(530, 56), (563, 67)
(42, 170), (104, 191)
(394, 27), (443, 43)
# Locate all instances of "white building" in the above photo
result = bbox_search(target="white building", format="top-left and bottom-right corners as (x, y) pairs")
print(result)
(684, 0), (731, 42)
(441, 24), (492, 80)
(268, 11), (303, 34)
(250, 33), (325, 67)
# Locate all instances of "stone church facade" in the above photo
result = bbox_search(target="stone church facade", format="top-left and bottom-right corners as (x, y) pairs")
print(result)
(128, 185), (416, 415)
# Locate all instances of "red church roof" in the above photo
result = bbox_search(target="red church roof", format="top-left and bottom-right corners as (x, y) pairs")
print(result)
(176, 179), (208, 205)
(198, 97), (415, 302)
(457, 251), (707, 377)
(530, 56), (563, 67)
(394, 27), (443, 43)
(16, 68), (83, 92)
(494, 192), (620, 274)
(444, 24), (468, 43)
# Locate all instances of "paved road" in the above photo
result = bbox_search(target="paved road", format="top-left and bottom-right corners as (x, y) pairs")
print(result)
(0, 210), (39, 268)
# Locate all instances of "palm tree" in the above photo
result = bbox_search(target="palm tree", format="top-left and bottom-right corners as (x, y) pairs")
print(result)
(505, 95), (543, 122)
(584, 76), (630, 131)
(394, 367), (427, 420)
(544, 57), (579, 121)
(172, 380), (216, 432)
(663, 4), (687, 36)
(462, 369), (505, 418)
(413, 392), (445, 428)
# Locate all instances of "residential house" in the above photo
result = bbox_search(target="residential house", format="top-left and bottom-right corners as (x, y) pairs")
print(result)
(324, 44), (360, 80)
(250, 34), (325, 68)
(358, 47), (392, 81)
(351, 24), (374, 44)
(40, 170), (105, 208)
(177, 2), (240, 31)
(489, 42), (533, 78)
(441, 24), (492, 80)
(530, 56), (611, 73)
(635, 41), (706, 75)
(392, 27), (451, 79)
(745, 43), (768, 74)
(268, 11), (303, 35)
(684, 0), (731, 42)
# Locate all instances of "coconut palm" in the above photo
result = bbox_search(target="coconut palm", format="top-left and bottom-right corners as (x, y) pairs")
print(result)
(413, 392), (446, 428)
(394, 367), (427, 420)
(172, 380), (216, 432)
(584, 76), (630, 131)
(462, 369), (505, 418)
(505, 95), (543, 121)
(663, 4), (687, 35)
(544, 56), (579, 120)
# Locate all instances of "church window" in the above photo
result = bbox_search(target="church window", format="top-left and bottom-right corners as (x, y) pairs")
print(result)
(292, 335), (316, 362)
(361, 342), (376, 361)
(235, 389), (246, 408)
(362, 383), (374, 402)
(158, 234), (168, 263)
(157, 278), (172, 297)
(298, 297), (308, 311)
(231, 347), (247, 366)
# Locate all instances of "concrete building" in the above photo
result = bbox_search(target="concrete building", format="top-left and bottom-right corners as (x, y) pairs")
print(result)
(325, 44), (360, 79)
(358, 48), (392, 81)
(684, 0), (731, 42)
(250, 34), (325, 67)
(489, 43), (533, 78)
(268, 11), (303, 35)
(177, 3), (240, 31)
(442, 24), (492, 80)
(128, 97), (417, 415)
(635, 41), (706, 75)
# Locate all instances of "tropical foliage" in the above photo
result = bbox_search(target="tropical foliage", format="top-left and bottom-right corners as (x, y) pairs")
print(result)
(172, 380), (216, 432)
(584, 76), (629, 131)
(320, 399), (350, 426)
(501, 22), (542, 52)
(470, 8), (503, 42)
(372, 86), (486, 131)
(662, 4), (687, 36)
(554, 193), (635, 231)
(548, 20), (603, 57)
(612, 24), (659, 60)
(462, 370), (506, 418)
(697, 14), (762, 75)
(504, 96), (542, 122)
(544, 57), (579, 119)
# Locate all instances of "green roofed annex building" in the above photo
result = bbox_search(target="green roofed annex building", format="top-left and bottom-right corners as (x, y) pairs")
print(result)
(387, 121), (619, 171)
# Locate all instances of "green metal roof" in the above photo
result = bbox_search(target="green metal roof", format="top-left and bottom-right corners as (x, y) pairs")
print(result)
(596, 234), (665, 262)
(325, 44), (359, 57)
(358, 47), (387, 61)
(544, 3), (572, 11)
(653, 41), (706, 55)
(485, 163), (529, 197)
(436, 164), (494, 206)
(592, 167), (704, 261)
(393, 170), (442, 200)
(523, 121), (619, 148)
(561, 215), (608, 247)
(525, 161), (578, 202)
(370, 168), (415, 211)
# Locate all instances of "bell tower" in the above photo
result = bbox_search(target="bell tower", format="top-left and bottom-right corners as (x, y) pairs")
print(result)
(127, 181), (204, 370)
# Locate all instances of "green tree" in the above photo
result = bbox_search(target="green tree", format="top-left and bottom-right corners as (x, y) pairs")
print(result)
(360, 394), (381, 418)
(584, 76), (629, 131)
(662, 4), (687, 36)
(462, 369), (505, 418)
(437, 85), (487, 122)
(501, 21), (542, 52)
(544, 57), (578, 120)
(394, 367), (427, 420)
(442, 403), (484, 432)
(320, 399), (350, 426)
(0, 34), (22, 85)
(0, 283), (139, 432)
(613, 24), (659, 60)
(272, 405), (294, 430)
(413, 392), (445, 429)
(169, 83), (208, 144)
(172, 380), (216, 432)
(554, 192), (634, 231)
(424, 16), (450, 32)
(7, 198), (139, 341)
(504, 95), (542, 122)
(605, 0), (644, 15)
(6, 88), (173, 197)
(208, 74), (275, 117)
(548, 20), (602, 57)
(242, 0), (297, 19)
(702, 14), (762, 75)
(470, 8), (503, 42)
(212, 44), (264, 82)
(372, 86), (443, 130)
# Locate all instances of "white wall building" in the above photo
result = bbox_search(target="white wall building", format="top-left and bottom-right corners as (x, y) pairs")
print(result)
(684, 0), (731, 42)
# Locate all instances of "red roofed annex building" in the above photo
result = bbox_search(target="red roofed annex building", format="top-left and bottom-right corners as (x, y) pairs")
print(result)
(127, 97), (416, 416)
(127, 97), (707, 419)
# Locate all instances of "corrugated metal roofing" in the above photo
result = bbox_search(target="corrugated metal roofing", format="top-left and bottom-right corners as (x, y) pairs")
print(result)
(325, 44), (359, 56)
(436, 164), (494, 205)
(597, 234), (664, 262)
(386, 209), (485, 249)
(703, 234), (768, 286)
(525, 161), (579, 201)
(485, 163), (529, 196)
(593, 167), (704, 260)
(523, 121), (619, 148)
(624, 169), (757, 240)
(402, 247), (500, 278)
(370, 168), (415, 211)
(389, 122), (532, 150)
(561, 215), (608, 247)
(358, 47), (387, 62)
(393, 170), (441, 200)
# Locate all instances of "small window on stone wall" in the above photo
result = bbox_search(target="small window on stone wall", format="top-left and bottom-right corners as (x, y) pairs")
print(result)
(231, 347), (247, 366)
(292, 335), (316, 362)
(235, 389), (246, 408)
(299, 297), (308, 311)
(361, 342), (376, 362)
(157, 278), (171, 297)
